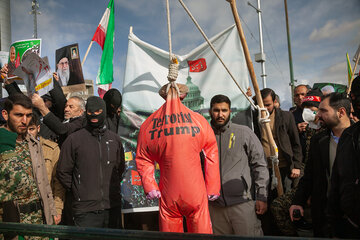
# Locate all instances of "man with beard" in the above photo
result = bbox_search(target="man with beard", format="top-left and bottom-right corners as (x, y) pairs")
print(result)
(208, 94), (269, 236)
(56, 57), (70, 87)
(57, 96), (125, 228)
(253, 88), (302, 235)
(0, 94), (57, 239)
(56, 56), (80, 87)
(327, 76), (360, 238)
(254, 88), (303, 192)
(288, 92), (351, 237)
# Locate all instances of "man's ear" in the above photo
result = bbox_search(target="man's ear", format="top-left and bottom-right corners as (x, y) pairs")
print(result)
(2, 109), (8, 121)
(338, 107), (346, 119)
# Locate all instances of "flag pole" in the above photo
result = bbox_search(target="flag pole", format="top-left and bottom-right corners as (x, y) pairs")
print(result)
(227, 0), (284, 195)
(82, 41), (94, 66)
(348, 51), (360, 94)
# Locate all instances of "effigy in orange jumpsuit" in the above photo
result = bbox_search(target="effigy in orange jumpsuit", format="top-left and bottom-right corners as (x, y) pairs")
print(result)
(135, 88), (220, 233)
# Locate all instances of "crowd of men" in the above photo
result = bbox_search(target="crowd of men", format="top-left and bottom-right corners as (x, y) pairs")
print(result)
(1, 61), (360, 239)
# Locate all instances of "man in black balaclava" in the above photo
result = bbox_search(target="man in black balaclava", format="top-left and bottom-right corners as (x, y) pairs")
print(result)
(327, 76), (360, 238)
(57, 96), (125, 229)
(103, 89), (122, 133)
(86, 96), (107, 130)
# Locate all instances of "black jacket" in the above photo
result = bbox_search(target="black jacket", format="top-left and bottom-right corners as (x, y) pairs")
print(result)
(327, 122), (360, 230)
(254, 107), (303, 172)
(42, 112), (85, 147)
(292, 129), (330, 237)
(56, 126), (125, 214)
(48, 80), (67, 120)
(105, 115), (119, 134)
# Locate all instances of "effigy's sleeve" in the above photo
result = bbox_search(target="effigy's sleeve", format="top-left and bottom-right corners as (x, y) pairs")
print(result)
(135, 126), (159, 194)
(201, 120), (220, 196)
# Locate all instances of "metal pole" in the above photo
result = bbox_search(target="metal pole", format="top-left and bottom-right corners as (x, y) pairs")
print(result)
(248, 0), (267, 88)
(257, 0), (266, 88)
(284, 0), (295, 106)
(30, 0), (40, 38)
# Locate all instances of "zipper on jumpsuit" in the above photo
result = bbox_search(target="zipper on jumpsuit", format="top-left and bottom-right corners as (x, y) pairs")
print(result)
(219, 132), (228, 206)
(98, 135), (105, 209)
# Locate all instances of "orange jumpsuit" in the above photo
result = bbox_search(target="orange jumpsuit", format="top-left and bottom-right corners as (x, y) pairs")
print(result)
(136, 95), (220, 233)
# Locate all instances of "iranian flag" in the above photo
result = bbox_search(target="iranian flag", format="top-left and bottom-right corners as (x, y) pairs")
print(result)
(92, 0), (114, 98)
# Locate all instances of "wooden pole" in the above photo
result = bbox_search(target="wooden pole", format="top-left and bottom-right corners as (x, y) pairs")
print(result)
(82, 41), (94, 67)
(227, 0), (283, 196)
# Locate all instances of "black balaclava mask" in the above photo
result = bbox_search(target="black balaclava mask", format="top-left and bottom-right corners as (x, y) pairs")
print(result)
(103, 89), (122, 117)
(86, 96), (107, 129)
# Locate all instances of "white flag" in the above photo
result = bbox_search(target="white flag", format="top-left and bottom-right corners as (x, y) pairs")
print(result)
(122, 24), (249, 113)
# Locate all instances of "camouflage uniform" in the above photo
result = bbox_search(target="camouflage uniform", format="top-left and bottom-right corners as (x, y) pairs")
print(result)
(0, 141), (45, 240)
(270, 127), (323, 236)
(270, 188), (298, 236)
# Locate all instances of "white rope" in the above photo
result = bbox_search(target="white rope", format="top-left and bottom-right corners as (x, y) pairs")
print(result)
(178, 0), (257, 110)
(166, 0), (172, 61)
(257, 106), (270, 124)
(165, 0), (180, 96)
(270, 156), (279, 190)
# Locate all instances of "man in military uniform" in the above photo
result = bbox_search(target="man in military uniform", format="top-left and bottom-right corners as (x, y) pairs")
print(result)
(0, 94), (57, 239)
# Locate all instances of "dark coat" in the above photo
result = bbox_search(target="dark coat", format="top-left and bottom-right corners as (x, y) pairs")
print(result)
(254, 107), (303, 172)
(105, 115), (119, 134)
(67, 71), (83, 86)
(292, 129), (331, 237)
(327, 122), (360, 231)
(42, 112), (85, 147)
(48, 80), (67, 120)
(56, 126), (125, 214)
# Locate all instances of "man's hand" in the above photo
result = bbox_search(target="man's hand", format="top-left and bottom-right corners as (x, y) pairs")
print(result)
(255, 200), (267, 215)
(146, 190), (161, 200)
(289, 205), (303, 221)
(31, 93), (50, 116)
(54, 215), (61, 225)
(297, 122), (308, 133)
(246, 86), (252, 97)
(290, 168), (301, 178)
(208, 195), (220, 201)
(53, 72), (59, 82)
(1, 64), (8, 83)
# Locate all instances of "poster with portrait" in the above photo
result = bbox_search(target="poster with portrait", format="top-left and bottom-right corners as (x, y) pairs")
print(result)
(13, 52), (53, 96)
(0, 51), (8, 83)
(7, 39), (41, 77)
(55, 43), (85, 93)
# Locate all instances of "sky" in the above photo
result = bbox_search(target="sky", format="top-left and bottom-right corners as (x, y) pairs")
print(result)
(9, 0), (360, 109)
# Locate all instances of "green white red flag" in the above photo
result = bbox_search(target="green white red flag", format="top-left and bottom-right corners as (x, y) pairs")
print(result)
(92, 0), (114, 97)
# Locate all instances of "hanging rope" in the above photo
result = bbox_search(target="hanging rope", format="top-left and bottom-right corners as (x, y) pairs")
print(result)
(165, 0), (180, 96)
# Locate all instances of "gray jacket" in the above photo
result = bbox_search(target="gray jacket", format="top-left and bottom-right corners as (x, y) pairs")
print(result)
(210, 121), (269, 207)
(27, 134), (57, 224)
